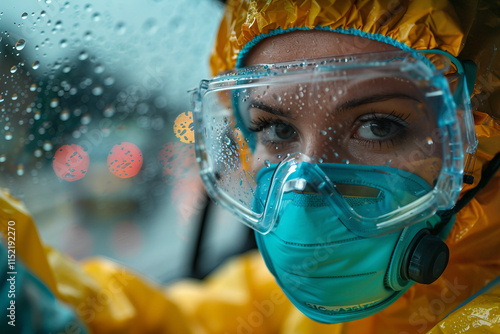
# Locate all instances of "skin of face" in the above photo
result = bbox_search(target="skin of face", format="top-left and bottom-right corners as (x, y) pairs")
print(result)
(240, 30), (442, 185)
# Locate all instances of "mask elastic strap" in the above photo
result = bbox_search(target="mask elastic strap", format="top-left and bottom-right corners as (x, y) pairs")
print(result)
(436, 151), (500, 233)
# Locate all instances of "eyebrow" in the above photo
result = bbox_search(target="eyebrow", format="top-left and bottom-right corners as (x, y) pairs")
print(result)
(336, 93), (421, 112)
(249, 100), (297, 119)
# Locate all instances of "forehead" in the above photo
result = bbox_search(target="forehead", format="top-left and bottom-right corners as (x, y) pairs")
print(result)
(243, 30), (400, 66)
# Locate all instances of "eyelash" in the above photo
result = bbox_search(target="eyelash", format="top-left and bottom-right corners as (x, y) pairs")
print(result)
(353, 110), (410, 149)
(248, 116), (291, 133)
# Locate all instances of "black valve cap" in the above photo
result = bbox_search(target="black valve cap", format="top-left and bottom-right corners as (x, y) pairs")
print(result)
(408, 234), (449, 284)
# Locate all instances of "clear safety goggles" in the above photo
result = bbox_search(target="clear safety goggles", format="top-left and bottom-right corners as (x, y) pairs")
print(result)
(192, 50), (477, 237)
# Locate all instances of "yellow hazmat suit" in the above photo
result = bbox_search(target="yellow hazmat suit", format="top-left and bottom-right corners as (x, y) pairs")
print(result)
(1, 0), (500, 333)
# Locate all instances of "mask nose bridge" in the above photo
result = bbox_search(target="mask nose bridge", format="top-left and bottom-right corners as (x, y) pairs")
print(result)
(260, 158), (348, 231)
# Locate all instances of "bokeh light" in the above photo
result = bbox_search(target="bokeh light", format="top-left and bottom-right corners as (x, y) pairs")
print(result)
(52, 144), (90, 181)
(173, 111), (195, 144)
(107, 142), (143, 178)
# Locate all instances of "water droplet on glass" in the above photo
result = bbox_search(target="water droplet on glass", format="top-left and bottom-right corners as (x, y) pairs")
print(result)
(83, 31), (92, 41)
(5, 132), (13, 140)
(94, 64), (104, 73)
(59, 39), (68, 48)
(318, 158), (324, 163)
(84, 3), (92, 11)
(92, 12), (101, 22)
(43, 140), (53, 151)
(34, 111), (41, 120)
(103, 105), (115, 117)
(320, 130), (327, 135)
(11, 94), (18, 101)
(386, 160), (392, 167)
(41, 10), (46, 17)
(17, 164), (24, 176)
(81, 113), (91, 124)
(15, 39), (26, 50)
(78, 51), (88, 61)
(426, 137), (433, 145)
(50, 98), (59, 108)
(30, 83), (37, 91)
(142, 18), (158, 34)
(45, 0), (52, 4)
(10, 66), (17, 73)
(32, 60), (40, 70)
(92, 86), (103, 96)
(55, 20), (62, 29)
(21, 12), (28, 19)
(34, 149), (43, 158)
(60, 109), (70, 121)
(0, 155), (6, 163)
(115, 21), (126, 35)
(342, 159), (350, 164)
(264, 160), (271, 167)
(104, 76), (115, 86)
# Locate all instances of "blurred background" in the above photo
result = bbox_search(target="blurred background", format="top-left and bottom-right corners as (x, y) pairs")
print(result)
(0, 0), (253, 284)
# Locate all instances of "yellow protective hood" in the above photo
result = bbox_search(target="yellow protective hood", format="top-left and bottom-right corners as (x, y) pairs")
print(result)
(210, 0), (500, 121)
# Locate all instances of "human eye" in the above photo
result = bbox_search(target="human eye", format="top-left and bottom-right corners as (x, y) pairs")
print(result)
(248, 116), (298, 147)
(352, 111), (409, 149)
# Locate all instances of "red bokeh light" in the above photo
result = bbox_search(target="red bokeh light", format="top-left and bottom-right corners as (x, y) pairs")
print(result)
(52, 144), (90, 181)
(107, 142), (143, 178)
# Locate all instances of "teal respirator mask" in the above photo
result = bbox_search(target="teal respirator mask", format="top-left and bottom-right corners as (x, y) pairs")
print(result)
(191, 50), (477, 323)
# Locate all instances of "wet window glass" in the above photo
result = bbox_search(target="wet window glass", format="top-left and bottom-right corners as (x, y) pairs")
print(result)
(0, 0), (244, 282)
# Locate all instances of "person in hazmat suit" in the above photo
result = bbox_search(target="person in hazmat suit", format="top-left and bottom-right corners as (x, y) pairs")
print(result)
(1, 0), (500, 333)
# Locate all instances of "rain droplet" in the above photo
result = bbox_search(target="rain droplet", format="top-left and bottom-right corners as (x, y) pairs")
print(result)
(342, 159), (350, 164)
(32, 60), (40, 70)
(11, 94), (18, 101)
(83, 31), (92, 41)
(94, 64), (104, 74)
(142, 18), (158, 34)
(59, 39), (68, 48)
(34, 148), (43, 158)
(5, 132), (13, 140)
(10, 66), (17, 73)
(92, 12), (101, 22)
(84, 3), (92, 11)
(50, 98), (59, 108)
(264, 160), (271, 167)
(78, 51), (88, 61)
(426, 137), (433, 145)
(43, 140), (53, 151)
(17, 164), (24, 176)
(41, 10), (46, 17)
(81, 113), (91, 124)
(104, 76), (115, 86)
(115, 21), (126, 35)
(320, 130), (327, 135)
(34, 111), (41, 120)
(45, 0), (52, 4)
(21, 12), (28, 19)
(30, 83), (37, 91)
(92, 86), (103, 96)
(0, 155), (6, 163)
(103, 105), (115, 117)
(60, 109), (70, 121)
